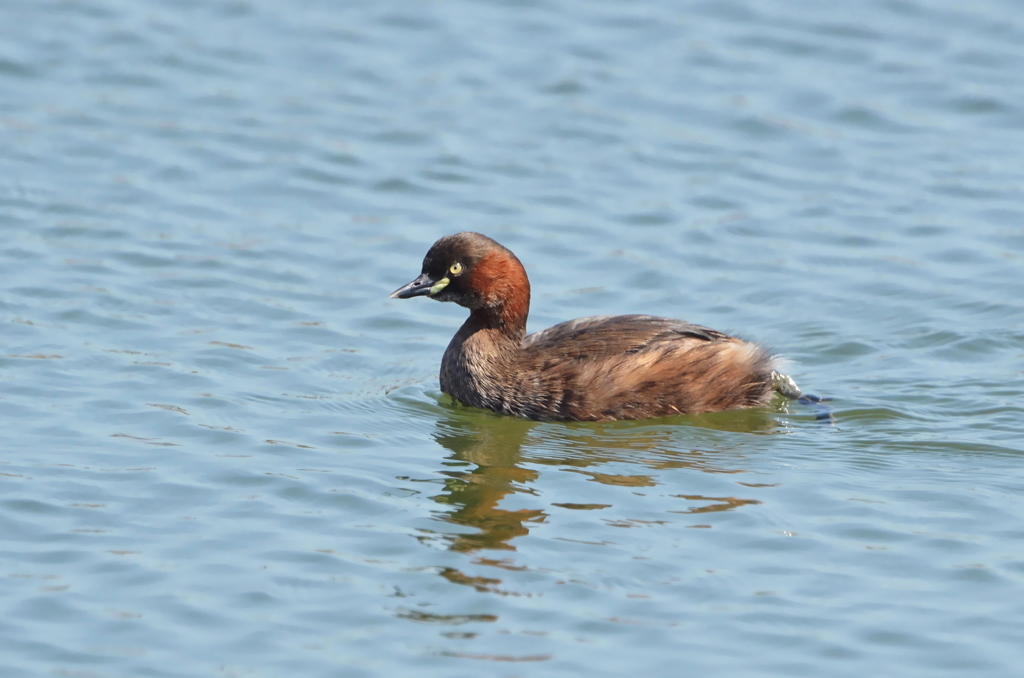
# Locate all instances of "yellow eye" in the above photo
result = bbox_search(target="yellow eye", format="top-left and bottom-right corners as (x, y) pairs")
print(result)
(449, 262), (463, 275)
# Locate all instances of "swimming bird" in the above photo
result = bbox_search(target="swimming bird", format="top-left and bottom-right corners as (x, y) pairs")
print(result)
(391, 232), (805, 422)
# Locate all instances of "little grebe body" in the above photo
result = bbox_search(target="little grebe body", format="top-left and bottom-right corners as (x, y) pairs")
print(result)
(392, 232), (803, 422)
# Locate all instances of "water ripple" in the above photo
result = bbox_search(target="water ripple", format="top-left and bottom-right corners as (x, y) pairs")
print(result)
(3, 0), (1024, 675)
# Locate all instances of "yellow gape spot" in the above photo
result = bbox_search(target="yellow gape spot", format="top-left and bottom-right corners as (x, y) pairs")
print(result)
(429, 277), (450, 295)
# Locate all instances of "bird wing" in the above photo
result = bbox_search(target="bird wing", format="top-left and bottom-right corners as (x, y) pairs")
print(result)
(521, 314), (731, 361)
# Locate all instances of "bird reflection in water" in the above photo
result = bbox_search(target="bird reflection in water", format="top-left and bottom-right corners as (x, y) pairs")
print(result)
(428, 402), (783, 557)
(431, 411), (541, 554)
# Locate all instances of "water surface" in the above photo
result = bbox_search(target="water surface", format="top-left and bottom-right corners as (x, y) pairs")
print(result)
(2, 0), (1024, 676)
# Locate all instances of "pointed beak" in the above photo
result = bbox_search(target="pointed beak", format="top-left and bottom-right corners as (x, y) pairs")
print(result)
(390, 272), (438, 299)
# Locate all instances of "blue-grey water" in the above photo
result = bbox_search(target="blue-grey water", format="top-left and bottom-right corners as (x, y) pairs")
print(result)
(2, 0), (1024, 676)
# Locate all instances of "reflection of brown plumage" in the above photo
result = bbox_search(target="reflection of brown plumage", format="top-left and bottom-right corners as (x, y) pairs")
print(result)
(429, 410), (772, 554)
(433, 414), (541, 553)
(436, 466), (543, 553)
(393, 232), (805, 421)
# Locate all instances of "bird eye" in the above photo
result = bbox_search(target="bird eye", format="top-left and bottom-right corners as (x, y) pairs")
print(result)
(449, 262), (463, 275)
